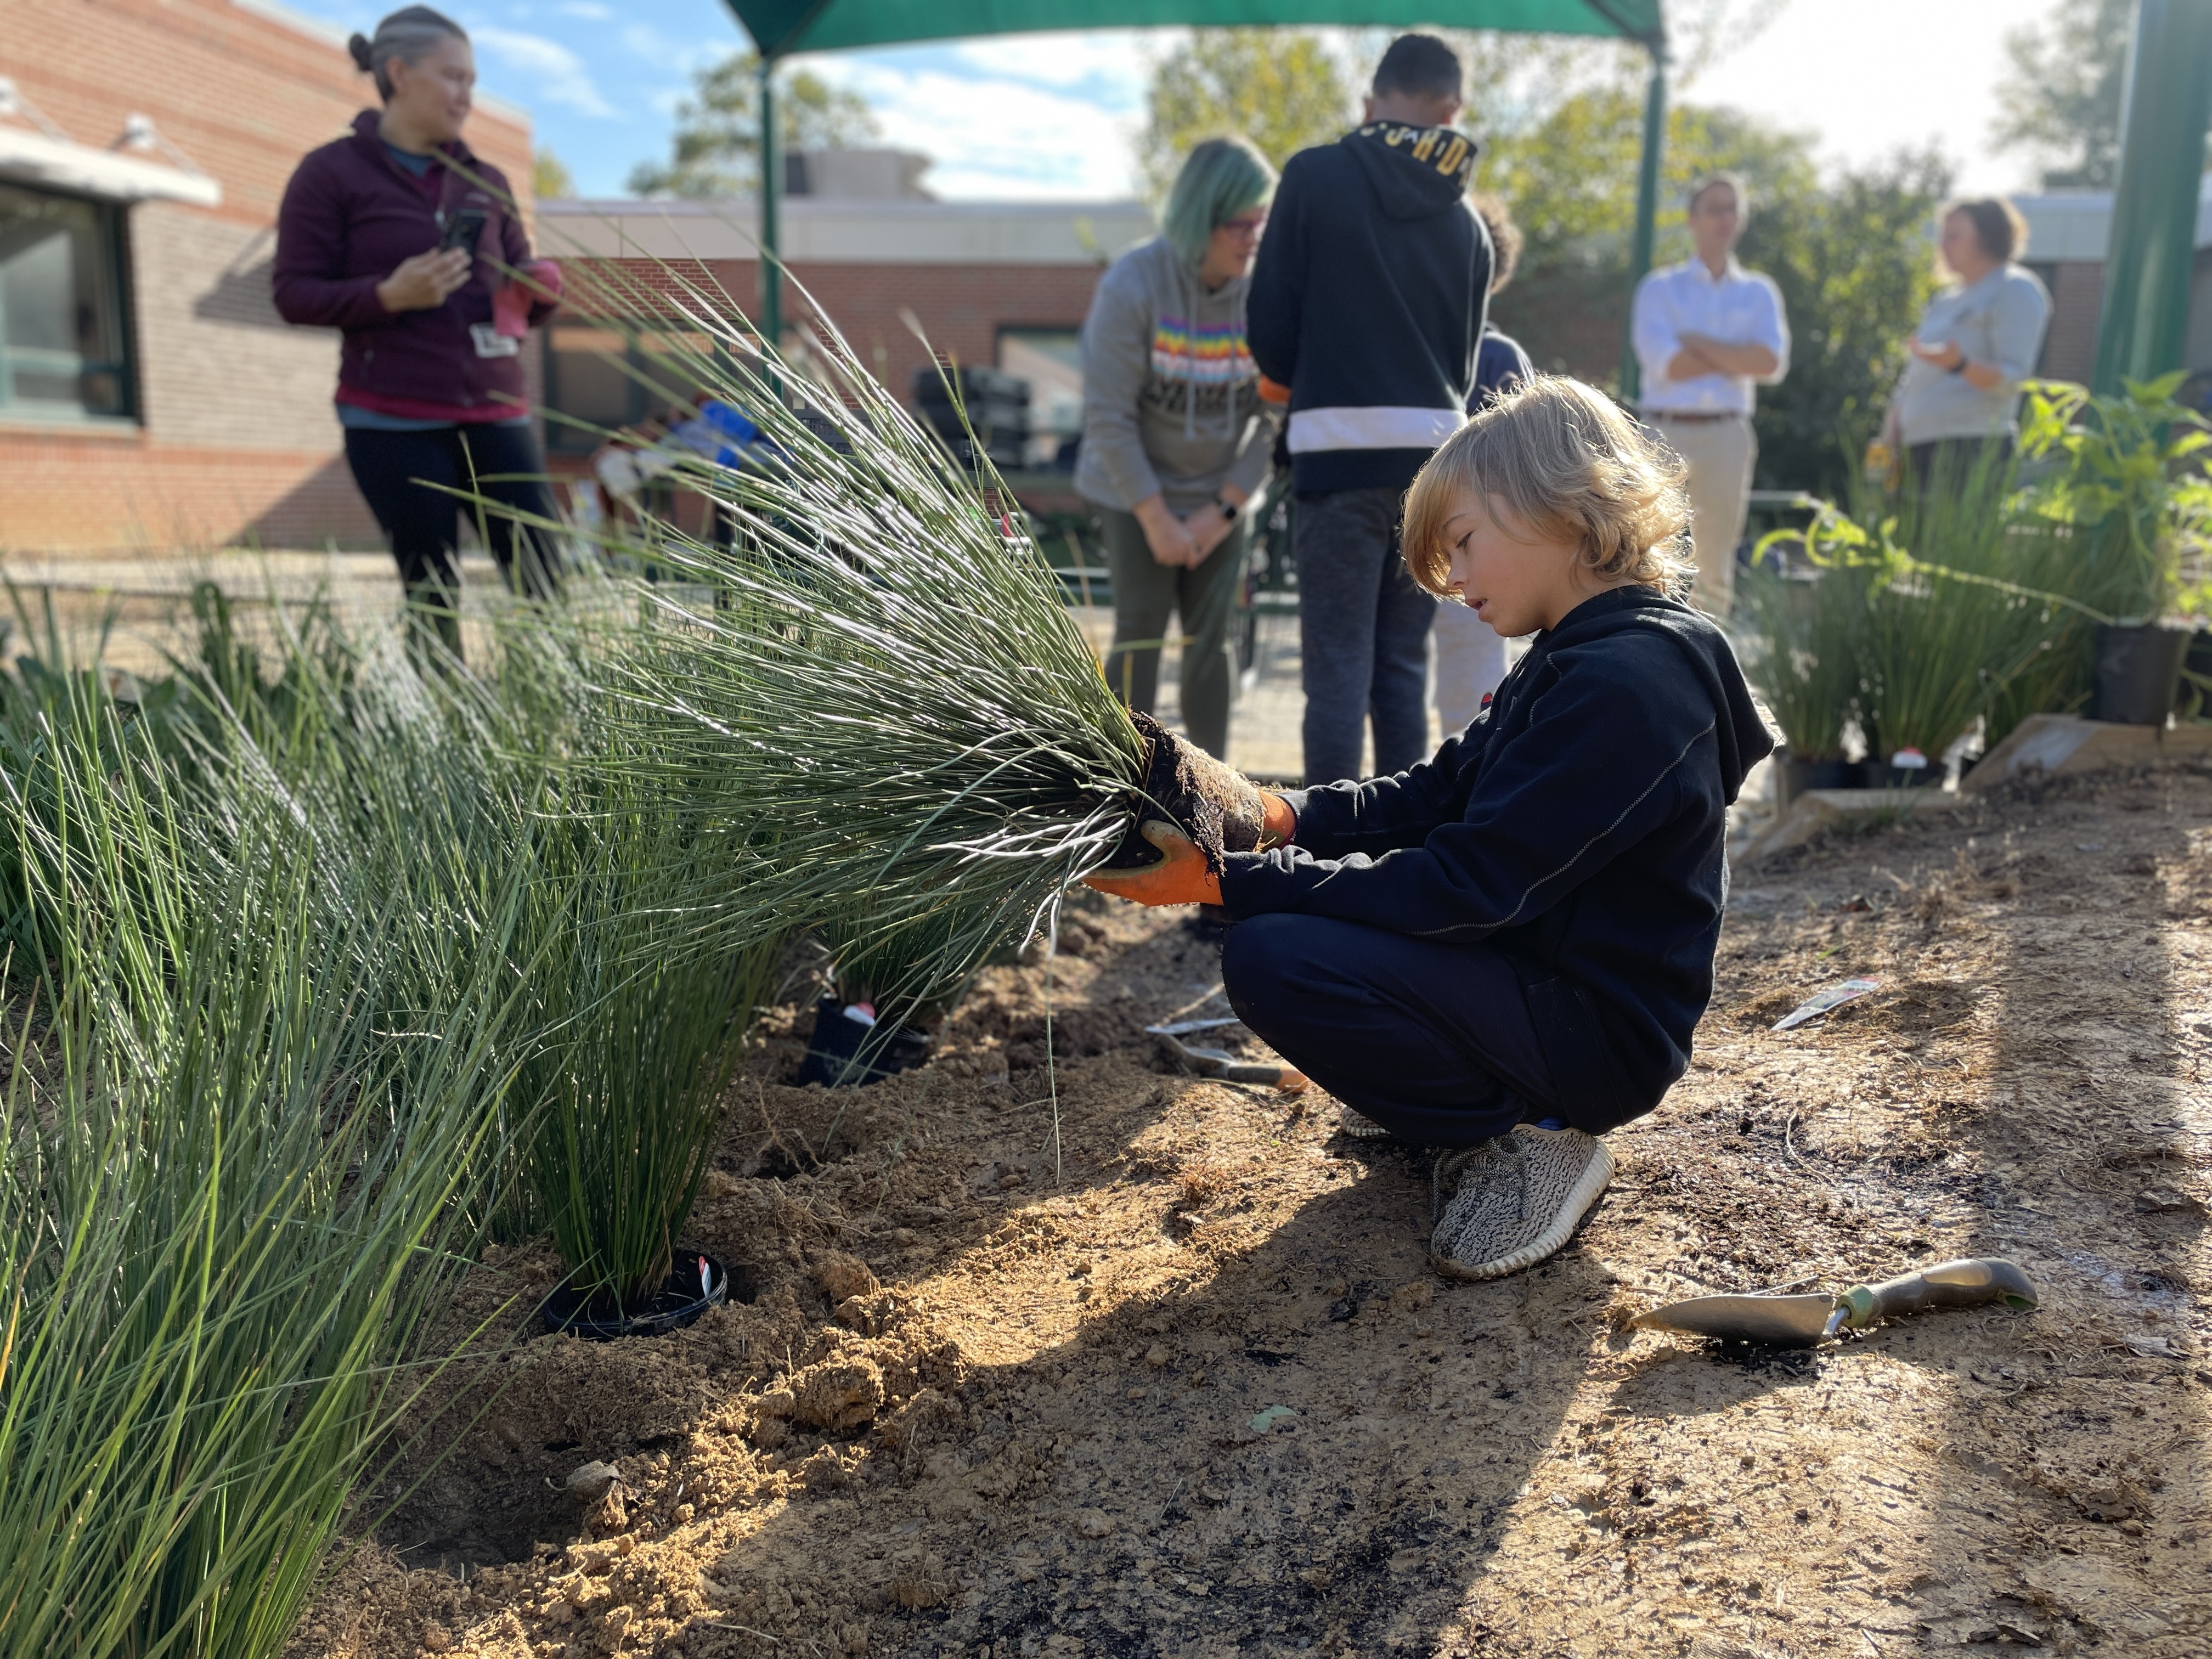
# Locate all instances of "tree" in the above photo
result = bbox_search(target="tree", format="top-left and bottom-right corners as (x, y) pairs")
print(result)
(534, 148), (575, 201)
(1135, 29), (1354, 200)
(628, 52), (881, 199)
(1991, 0), (2134, 190)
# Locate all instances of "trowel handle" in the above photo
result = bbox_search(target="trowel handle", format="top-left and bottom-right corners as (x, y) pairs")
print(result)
(1837, 1257), (2039, 1330)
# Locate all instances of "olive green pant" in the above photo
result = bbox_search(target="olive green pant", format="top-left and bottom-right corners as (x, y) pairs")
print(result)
(1092, 504), (1247, 761)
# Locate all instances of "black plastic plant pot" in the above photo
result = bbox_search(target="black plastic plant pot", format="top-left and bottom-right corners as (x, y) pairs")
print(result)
(796, 996), (930, 1087)
(2187, 627), (2212, 681)
(1776, 757), (1859, 808)
(2092, 623), (2192, 725)
(541, 1250), (730, 1341)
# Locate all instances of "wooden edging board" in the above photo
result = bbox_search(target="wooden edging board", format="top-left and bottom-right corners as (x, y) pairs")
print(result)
(1961, 712), (2212, 790)
(1737, 714), (2212, 863)
(1737, 787), (1973, 862)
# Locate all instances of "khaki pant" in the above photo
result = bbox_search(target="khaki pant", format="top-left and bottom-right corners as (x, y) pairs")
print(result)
(1651, 413), (1756, 618)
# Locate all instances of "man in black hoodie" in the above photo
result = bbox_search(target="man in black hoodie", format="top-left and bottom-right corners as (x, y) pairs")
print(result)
(1248, 33), (1493, 787)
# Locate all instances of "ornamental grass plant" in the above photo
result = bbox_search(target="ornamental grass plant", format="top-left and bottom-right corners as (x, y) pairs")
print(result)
(1736, 558), (1862, 765)
(511, 264), (1156, 1042)
(0, 656), (529, 1659)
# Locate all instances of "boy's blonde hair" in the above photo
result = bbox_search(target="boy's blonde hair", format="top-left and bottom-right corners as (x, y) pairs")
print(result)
(1402, 375), (1692, 601)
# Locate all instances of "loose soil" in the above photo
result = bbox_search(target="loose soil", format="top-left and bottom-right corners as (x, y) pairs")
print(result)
(298, 761), (2212, 1659)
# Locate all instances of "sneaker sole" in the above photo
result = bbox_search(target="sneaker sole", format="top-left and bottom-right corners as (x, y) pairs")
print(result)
(1428, 1139), (1617, 1282)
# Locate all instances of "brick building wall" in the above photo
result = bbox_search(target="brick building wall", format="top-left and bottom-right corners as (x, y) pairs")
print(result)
(2035, 261), (2105, 386)
(0, 0), (535, 554)
(562, 255), (1108, 412)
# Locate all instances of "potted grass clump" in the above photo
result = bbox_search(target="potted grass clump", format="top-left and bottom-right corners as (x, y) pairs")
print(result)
(1774, 453), (2072, 788)
(515, 785), (785, 1340)
(798, 910), (973, 1087)
(1737, 551), (1863, 805)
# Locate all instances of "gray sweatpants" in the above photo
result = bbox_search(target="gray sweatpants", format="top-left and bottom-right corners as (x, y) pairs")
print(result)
(1294, 485), (1437, 786)
(1093, 504), (1247, 762)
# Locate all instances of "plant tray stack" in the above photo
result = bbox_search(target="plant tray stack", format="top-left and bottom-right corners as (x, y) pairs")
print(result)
(912, 362), (1031, 471)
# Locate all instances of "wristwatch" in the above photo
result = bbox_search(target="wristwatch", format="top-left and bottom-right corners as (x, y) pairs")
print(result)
(1948, 350), (1971, 376)
(1214, 493), (1240, 521)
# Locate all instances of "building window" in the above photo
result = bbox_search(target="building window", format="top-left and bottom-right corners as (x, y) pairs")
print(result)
(542, 320), (730, 454)
(0, 183), (132, 424)
(997, 328), (1082, 469)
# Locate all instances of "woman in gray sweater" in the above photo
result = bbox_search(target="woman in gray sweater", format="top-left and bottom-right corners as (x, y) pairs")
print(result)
(1880, 196), (2050, 494)
(1076, 137), (1278, 761)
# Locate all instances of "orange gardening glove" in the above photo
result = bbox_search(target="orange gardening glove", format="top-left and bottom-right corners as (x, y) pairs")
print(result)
(1083, 794), (1295, 908)
(1257, 375), (1292, 406)
(1084, 821), (1222, 907)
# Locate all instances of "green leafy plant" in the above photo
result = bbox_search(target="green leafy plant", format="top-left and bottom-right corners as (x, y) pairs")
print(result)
(2014, 373), (2212, 626)
(1754, 456), (2086, 766)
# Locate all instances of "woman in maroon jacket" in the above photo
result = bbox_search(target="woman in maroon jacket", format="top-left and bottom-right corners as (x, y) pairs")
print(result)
(274, 5), (562, 663)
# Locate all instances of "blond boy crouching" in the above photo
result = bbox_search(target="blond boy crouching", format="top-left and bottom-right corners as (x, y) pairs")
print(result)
(1089, 376), (1774, 1279)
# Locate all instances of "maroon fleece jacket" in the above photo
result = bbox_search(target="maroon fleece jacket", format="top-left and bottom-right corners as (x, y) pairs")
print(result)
(273, 111), (555, 414)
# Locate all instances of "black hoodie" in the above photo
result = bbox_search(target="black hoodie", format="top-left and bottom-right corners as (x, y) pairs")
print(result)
(1218, 588), (1776, 1133)
(1246, 122), (1492, 495)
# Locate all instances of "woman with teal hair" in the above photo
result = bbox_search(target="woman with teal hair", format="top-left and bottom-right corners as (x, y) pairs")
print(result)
(1076, 135), (1278, 762)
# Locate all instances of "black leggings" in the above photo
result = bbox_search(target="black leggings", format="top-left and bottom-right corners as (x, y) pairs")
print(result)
(343, 423), (560, 656)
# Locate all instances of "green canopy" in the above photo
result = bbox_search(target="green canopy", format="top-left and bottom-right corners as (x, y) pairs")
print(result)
(726, 1), (1662, 60)
(717, 0), (1668, 394)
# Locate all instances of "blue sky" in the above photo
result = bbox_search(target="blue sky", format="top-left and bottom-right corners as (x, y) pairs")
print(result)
(275, 0), (1159, 198)
(277, 1), (2061, 205)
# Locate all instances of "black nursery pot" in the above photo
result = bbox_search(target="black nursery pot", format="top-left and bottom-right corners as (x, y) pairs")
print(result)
(1776, 757), (1860, 809)
(2092, 623), (2192, 725)
(797, 996), (930, 1087)
(541, 1250), (735, 1341)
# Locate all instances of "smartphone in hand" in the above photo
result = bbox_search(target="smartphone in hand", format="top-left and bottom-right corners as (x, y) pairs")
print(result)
(438, 207), (488, 255)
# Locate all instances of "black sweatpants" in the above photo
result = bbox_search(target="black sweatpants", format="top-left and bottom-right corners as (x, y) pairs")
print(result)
(343, 423), (560, 658)
(1222, 913), (1564, 1148)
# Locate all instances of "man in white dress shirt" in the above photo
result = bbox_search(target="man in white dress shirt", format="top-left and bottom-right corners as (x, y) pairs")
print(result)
(1631, 174), (1790, 617)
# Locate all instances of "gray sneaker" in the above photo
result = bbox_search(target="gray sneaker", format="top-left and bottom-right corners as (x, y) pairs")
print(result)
(1429, 1125), (1615, 1281)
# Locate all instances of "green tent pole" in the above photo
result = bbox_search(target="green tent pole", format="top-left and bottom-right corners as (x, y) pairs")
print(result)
(758, 57), (782, 363)
(1619, 49), (1667, 403)
(2091, 0), (2212, 394)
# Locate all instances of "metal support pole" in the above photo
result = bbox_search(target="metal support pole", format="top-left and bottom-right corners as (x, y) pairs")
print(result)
(758, 57), (782, 363)
(1619, 51), (1668, 403)
(2092, 0), (2212, 394)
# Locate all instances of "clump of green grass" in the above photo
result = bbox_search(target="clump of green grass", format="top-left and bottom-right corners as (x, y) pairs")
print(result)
(1737, 555), (1862, 764)
(501, 269), (1153, 1023)
(0, 655), (529, 1659)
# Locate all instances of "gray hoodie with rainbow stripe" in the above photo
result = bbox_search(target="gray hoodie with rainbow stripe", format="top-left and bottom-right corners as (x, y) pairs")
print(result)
(1075, 234), (1277, 515)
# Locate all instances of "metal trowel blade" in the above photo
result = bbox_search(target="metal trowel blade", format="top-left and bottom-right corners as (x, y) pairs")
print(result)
(1631, 1292), (1837, 1347)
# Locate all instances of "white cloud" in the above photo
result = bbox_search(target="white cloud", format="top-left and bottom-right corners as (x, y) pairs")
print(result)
(472, 25), (619, 118)
(556, 1), (612, 17)
(832, 66), (1138, 199)
(942, 31), (1153, 104)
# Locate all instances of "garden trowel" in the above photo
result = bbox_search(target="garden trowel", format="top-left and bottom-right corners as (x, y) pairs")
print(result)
(1632, 1257), (2039, 1348)
(1151, 1030), (1310, 1093)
